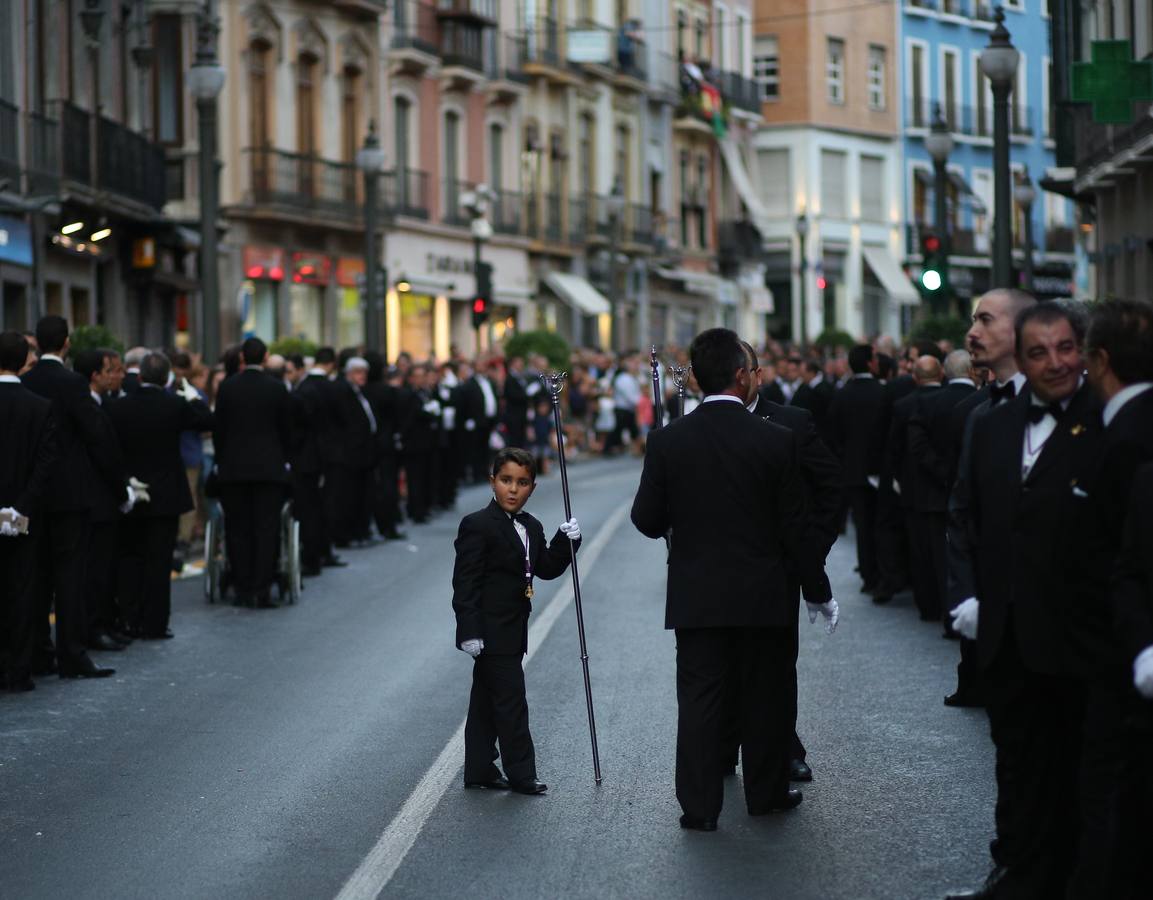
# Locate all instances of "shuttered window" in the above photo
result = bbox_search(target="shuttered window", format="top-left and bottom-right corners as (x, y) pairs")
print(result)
(860, 156), (884, 222)
(820, 149), (847, 219)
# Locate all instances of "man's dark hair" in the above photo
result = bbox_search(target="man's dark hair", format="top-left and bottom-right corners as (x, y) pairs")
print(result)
(140, 351), (171, 386)
(222, 344), (242, 377)
(847, 344), (874, 374)
(804, 360), (822, 377)
(73, 349), (108, 382)
(0, 331), (29, 372)
(168, 350), (192, 369)
(287, 353), (305, 370)
(1014, 301), (1087, 352)
(314, 346), (336, 366)
(914, 339), (945, 362)
(689, 328), (745, 394)
(877, 353), (896, 380)
(241, 337), (267, 366)
(35, 315), (69, 354)
(1086, 299), (1153, 385)
(491, 447), (537, 482)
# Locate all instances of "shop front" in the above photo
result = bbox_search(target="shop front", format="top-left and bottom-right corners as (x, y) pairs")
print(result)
(0, 213), (32, 330)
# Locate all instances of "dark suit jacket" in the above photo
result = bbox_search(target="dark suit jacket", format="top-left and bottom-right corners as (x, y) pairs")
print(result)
(452, 500), (577, 654)
(212, 368), (292, 484)
(398, 387), (440, 454)
(1113, 463), (1153, 668)
(906, 381), (978, 512)
(504, 372), (530, 427)
(21, 358), (126, 512)
(458, 376), (496, 430)
(827, 375), (886, 486)
(290, 374), (334, 475)
(885, 385), (942, 510)
(958, 383), (1100, 675)
(364, 380), (401, 458)
(0, 381), (56, 527)
(757, 379), (786, 407)
(752, 397), (842, 553)
(108, 386), (214, 518)
(790, 379), (834, 440)
(88, 398), (129, 524)
(329, 379), (380, 470)
(631, 399), (829, 630)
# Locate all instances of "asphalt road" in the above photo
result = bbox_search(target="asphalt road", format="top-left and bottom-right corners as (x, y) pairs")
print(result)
(1, 456), (995, 899)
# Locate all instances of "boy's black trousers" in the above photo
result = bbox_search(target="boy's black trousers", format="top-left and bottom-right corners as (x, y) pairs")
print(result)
(464, 653), (536, 784)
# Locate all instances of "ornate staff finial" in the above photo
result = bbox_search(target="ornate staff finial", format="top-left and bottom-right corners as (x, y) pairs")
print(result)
(668, 363), (691, 393)
(540, 371), (568, 401)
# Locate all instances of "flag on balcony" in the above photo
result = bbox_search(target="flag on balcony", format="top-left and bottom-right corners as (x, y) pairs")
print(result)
(700, 82), (726, 139)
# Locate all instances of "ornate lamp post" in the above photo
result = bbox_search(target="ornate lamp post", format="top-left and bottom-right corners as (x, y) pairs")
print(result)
(795, 213), (809, 346)
(188, 0), (226, 363)
(924, 103), (955, 315)
(979, 7), (1020, 289)
(605, 176), (626, 353)
(1014, 170), (1037, 293)
(356, 122), (386, 354)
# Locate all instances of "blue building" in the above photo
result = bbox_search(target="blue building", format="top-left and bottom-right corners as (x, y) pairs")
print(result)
(899, 0), (1076, 313)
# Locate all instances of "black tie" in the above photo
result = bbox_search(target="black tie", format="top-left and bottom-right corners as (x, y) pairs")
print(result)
(1027, 402), (1064, 425)
(990, 381), (1017, 404)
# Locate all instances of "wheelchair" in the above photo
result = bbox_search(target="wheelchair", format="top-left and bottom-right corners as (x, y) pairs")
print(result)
(204, 500), (302, 606)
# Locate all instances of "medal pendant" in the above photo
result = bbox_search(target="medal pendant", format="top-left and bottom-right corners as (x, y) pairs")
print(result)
(525, 584), (534, 599)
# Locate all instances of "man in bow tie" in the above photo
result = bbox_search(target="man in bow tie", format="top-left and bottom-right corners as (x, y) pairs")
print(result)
(943, 302), (1099, 900)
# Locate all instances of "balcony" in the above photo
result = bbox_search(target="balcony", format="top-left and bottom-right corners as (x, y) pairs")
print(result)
(719, 71), (760, 116)
(717, 220), (762, 265)
(248, 147), (359, 220)
(442, 176), (475, 225)
(523, 17), (562, 72)
(98, 116), (166, 210)
(485, 34), (532, 94)
(381, 167), (430, 219)
(26, 109), (60, 196)
(628, 204), (654, 246)
(568, 195), (590, 243)
(389, 4), (439, 75)
(491, 189), (522, 235)
(436, 0), (496, 23)
(1010, 104), (1034, 139)
(0, 100), (19, 186)
(543, 192), (563, 243)
(440, 20), (489, 77)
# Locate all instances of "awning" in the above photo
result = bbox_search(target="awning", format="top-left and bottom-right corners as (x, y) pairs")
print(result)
(861, 245), (920, 307)
(495, 287), (535, 309)
(653, 266), (721, 298)
(718, 136), (770, 233)
(543, 271), (610, 316)
(402, 273), (457, 295)
(948, 171), (986, 214)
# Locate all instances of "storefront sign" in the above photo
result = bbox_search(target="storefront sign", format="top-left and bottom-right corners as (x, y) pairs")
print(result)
(291, 252), (331, 285)
(336, 257), (365, 287)
(243, 246), (286, 281)
(0, 215), (33, 267)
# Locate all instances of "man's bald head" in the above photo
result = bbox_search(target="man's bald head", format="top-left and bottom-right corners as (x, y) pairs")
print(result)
(967, 288), (1037, 381)
(913, 355), (943, 385)
(943, 349), (972, 381)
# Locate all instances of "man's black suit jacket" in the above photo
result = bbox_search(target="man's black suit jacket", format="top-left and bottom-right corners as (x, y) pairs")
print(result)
(398, 387), (440, 454)
(108, 387), (214, 518)
(458, 377), (495, 430)
(212, 368), (292, 484)
(751, 397), (842, 552)
(906, 381), (978, 512)
(452, 500), (577, 654)
(0, 381), (56, 525)
(329, 379), (379, 470)
(790, 379), (834, 437)
(290, 374), (334, 475)
(827, 375), (886, 486)
(21, 359), (125, 512)
(631, 399), (829, 630)
(885, 385), (941, 510)
(88, 398), (130, 524)
(1113, 463), (1153, 668)
(957, 383), (1100, 675)
(364, 380), (401, 457)
(758, 379), (786, 407)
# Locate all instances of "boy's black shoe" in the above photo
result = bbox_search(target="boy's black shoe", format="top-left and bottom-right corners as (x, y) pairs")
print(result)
(679, 815), (717, 832)
(748, 788), (803, 815)
(789, 759), (813, 782)
(509, 779), (548, 795)
(464, 777), (510, 791)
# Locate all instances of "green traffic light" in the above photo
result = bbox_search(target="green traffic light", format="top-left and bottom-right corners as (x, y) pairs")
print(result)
(921, 269), (943, 292)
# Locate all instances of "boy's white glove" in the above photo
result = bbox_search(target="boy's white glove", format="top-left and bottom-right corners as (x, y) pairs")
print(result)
(560, 517), (581, 541)
(806, 598), (839, 635)
(950, 598), (979, 641)
(459, 639), (484, 658)
(1134, 646), (1153, 700)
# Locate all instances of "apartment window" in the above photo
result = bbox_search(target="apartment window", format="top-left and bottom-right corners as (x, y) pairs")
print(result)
(489, 123), (503, 191)
(614, 125), (629, 196)
(714, 6), (727, 71)
(826, 38), (845, 104)
(297, 54), (318, 157)
(910, 43), (926, 127)
(578, 114), (593, 196)
(860, 155), (885, 222)
(1042, 56), (1052, 139)
(154, 15), (183, 144)
(974, 61), (990, 137)
(445, 110), (460, 183)
(676, 10), (687, 60)
(820, 149), (847, 219)
(867, 45), (886, 111)
(0, 0), (13, 102)
(341, 68), (361, 165)
(695, 17), (706, 61)
(754, 36), (780, 101)
(943, 49), (959, 130)
(912, 168), (929, 224)
(1012, 55), (1027, 136)
(972, 169), (991, 237)
(736, 14), (749, 77)
(757, 148), (790, 216)
(548, 132), (566, 203)
(696, 155), (708, 247)
(394, 97), (411, 173)
(679, 150), (690, 246)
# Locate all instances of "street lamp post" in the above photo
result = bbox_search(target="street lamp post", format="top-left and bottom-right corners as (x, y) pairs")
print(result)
(795, 213), (809, 347)
(463, 185), (494, 350)
(188, 0), (226, 364)
(357, 122), (386, 354)
(925, 103), (955, 316)
(979, 6), (1020, 289)
(1014, 170), (1036, 293)
(605, 177), (626, 354)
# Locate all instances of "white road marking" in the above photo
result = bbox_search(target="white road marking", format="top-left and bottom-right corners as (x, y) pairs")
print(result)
(334, 501), (633, 900)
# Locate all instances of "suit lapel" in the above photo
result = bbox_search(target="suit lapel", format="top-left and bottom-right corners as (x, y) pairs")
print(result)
(1024, 384), (1092, 487)
(488, 500), (527, 557)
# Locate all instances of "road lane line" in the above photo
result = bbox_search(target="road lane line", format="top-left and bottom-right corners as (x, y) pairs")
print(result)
(334, 500), (633, 900)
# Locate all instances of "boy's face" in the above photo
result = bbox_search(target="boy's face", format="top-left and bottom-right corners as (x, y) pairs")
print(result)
(491, 462), (536, 515)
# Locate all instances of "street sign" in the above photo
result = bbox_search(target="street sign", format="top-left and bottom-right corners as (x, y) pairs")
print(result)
(1071, 40), (1153, 124)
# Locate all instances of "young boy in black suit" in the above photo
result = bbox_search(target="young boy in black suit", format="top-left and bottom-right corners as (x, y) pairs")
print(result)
(452, 447), (580, 795)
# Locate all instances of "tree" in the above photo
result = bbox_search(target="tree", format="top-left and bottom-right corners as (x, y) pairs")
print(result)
(502, 330), (570, 369)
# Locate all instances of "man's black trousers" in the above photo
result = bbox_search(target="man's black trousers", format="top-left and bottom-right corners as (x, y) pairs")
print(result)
(219, 483), (283, 597)
(846, 485), (879, 589)
(35, 510), (90, 666)
(117, 516), (179, 636)
(0, 534), (37, 682)
(292, 471), (328, 568)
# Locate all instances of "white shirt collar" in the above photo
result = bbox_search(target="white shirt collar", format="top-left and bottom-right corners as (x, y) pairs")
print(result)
(1030, 376), (1083, 411)
(808, 374), (824, 387)
(90, 390), (102, 404)
(41, 353), (64, 364)
(997, 371), (1028, 392)
(949, 378), (976, 387)
(702, 394), (744, 404)
(1103, 382), (1153, 428)
(307, 368), (327, 377)
(246, 365), (264, 372)
(851, 372), (874, 380)
(0, 374), (20, 383)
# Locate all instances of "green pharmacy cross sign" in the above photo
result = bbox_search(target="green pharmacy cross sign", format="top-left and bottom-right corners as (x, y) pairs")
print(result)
(1071, 40), (1153, 124)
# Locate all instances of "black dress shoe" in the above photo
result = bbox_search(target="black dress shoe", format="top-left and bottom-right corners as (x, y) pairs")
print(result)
(944, 691), (984, 708)
(322, 555), (349, 568)
(509, 779), (548, 795)
(87, 632), (126, 652)
(749, 788), (803, 815)
(679, 814), (718, 832)
(944, 865), (1008, 899)
(140, 629), (175, 640)
(59, 656), (115, 679)
(789, 759), (813, 782)
(464, 777), (511, 791)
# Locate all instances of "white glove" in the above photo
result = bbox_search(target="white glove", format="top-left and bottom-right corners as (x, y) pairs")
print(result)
(891, 479), (901, 496)
(422, 399), (442, 415)
(866, 475), (880, 491)
(459, 638), (484, 658)
(464, 419), (476, 432)
(128, 476), (152, 507)
(806, 598), (839, 635)
(177, 377), (200, 403)
(1134, 646), (1153, 700)
(950, 598), (979, 641)
(0, 507), (27, 536)
(560, 517), (581, 541)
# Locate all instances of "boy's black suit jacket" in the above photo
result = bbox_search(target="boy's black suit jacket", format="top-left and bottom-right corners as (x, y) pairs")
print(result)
(452, 499), (577, 654)
(631, 399), (829, 630)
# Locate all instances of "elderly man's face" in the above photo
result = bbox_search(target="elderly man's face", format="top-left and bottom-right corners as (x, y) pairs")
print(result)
(347, 366), (368, 387)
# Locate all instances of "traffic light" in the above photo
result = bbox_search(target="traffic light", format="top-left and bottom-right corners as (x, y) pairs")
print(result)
(920, 231), (945, 294)
(472, 295), (489, 329)
(475, 261), (493, 299)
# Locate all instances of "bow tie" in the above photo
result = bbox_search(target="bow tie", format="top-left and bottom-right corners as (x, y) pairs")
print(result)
(1027, 402), (1064, 425)
(990, 381), (1017, 404)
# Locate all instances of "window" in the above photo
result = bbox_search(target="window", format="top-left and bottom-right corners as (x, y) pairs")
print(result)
(912, 167), (929, 224)
(754, 36), (780, 101)
(614, 125), (629, 196)
(578, 114), (594, 197)
(444, 110), (460, 186)
(679, 150), (690, 247)
(489, 123), (503, 191)
(297, 54), (318, 157)
(826, 38), (845, 104)
(860, 156), (885, 222)
(974, 58), (991, 137)
(867, 45), (885, 111)
(676, 10), (687, 60)
(696, 155), (708, 247)
(757, 148), (790, 216)
(735, 14), (749, 77)
(341, 68), (361, 165)
(695, 17), (706, 61)
(1042, 56), (1052, 139)
(714, 6), (727, 71)
(154, 15), (183, 144)
(910, 42), (926, 127)
(820, 149), (847, 219)
(1012, 53), (1028, 136)
(972, 169), (992, 238)
(942, 49), (959, 129)
(394, 97), (411, 174)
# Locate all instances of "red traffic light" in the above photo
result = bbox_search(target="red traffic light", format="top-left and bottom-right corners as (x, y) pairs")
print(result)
(922, 234), (941, 253)
(473, 297), (488, 314)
